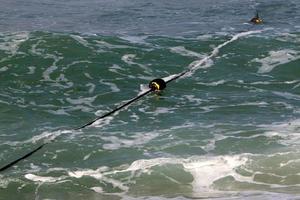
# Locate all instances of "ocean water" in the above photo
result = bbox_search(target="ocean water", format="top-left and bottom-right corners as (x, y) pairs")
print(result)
(1, 0), (300, 199)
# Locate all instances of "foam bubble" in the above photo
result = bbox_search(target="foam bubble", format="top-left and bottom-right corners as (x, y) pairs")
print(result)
(0, 66), (8, 72)
(27, 66), (36, 74)
(2, 129), (73, 146)
(120, 35), (149, 44)
(253, 49), (300, 73)
(293, 82), (300, 90)
(30, 129), (73, 143)
(185, 156), (247, 192)
(46, 109), (70, 116)
(90, 186), (104, 193)
(166, 30), (264, 81)
(170, 46), (206, 58)
(197, 80), (226, 86)
(182, 94), (203, 105)
(68, 168), (105, 179)
(0, 32), (29, 54)
(42, 66), (57, 82)
(85, 83), (96, 94)
(258, 119), (300, 146)
(121, 54), (136, 64)
(96, 40), (132, 49)
(190, 30), (263, 73)
(25, 174), (61, 183)
(99, 80), (120, 93)
(70, 34), (91, 49)
(197, 34), (213, 40)
(273, 91), (300, 101)
(68, 167), (128, 191)
(92, 116), (114, 128)
(41, 54), (63, 82)
(153, 107), (175, 116)
(66, 95), (97, 107)
(121, 54), (152, 74)
(101, 131), (159, 150)
(126, 158), (180, 172)
(121, 155), (248, 192)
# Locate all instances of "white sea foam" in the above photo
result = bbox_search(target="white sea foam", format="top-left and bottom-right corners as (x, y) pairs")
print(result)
(258, 119), (300, 146)
(70, 34), (91, 49)
(66, 95), (97, 107)
(46, 109), (70, 116)
(138, 84), (151, 95)
(276, 32), (300, 43)
(201, 134), (227, 152)
(120, 35), (149, 44)
(99, 80), (120, 92)
(30, 129), (73, 144)
(188, 30), (263, 74)
(90, 115), (114, 129)
(170, 46), (206, 58)
(152, 107), (175, 116)
(0, 66), (8, 72)
(37, 49), (67, 85)
(293, 82), (300, 90)
(196, 80), (226, 86)
(68, 168), (105, 179)
(25, 152), (300, 196)
(121, 54), (152, 74)
(96, 40), (132, 49)
(122, 54), (136, 65)
(184, 156), (248, 192)
(110, 64), (123, 71)
(162, 74), (181, 82)
(121, 153), (300, 194)
(253, 49), (300, 73)
(67, 60), (92, 68)
(0, 176), (23, 189)
(196, 34), (213, 40)
(120, 155), (248, 193)
(25, 174), (62, 183)
(27, 66), (36, 74)
(84, 72), (93, 79)
(272, 91), (300, 101)
(101, 131), (160, 150)
(90, 186), (104, 193)
(163, 30), (263, 81)
(42, 60), (61, 82)
(109, 64), (128, 76)
(85, 83), (96, 94)
(130, 112), (140, 122)
(2, 129), (72, 146)
(0, 32), (29, 55)
(68, 167), (128, 191)
(182, 94), (204, 105)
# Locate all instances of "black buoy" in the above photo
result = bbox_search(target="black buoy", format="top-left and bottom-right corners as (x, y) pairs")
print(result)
(149, 78), (166, 91)
(250, 12), (263, 24)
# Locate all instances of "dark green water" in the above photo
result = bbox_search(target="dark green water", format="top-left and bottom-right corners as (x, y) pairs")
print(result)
(1, 0), (300, 200)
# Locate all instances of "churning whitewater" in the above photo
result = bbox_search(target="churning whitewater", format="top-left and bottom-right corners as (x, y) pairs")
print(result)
(1, 0), (300, 199)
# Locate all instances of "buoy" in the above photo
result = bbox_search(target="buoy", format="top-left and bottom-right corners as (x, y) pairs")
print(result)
(149, 78), (166, 91)
(250, 12), (263, 24)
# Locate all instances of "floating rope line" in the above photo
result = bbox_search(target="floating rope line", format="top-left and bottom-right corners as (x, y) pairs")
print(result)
(0, 30), (263, 172)
(0, 144), (47, 172)
(0, 78), (171, 172)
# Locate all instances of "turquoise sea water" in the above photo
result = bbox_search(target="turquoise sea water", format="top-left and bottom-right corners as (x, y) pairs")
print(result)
(1, 0), (300, 199)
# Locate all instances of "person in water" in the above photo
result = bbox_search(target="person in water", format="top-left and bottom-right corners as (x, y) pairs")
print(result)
(250, 12), (263, 24)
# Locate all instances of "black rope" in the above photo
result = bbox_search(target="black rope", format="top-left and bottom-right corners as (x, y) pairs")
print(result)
(74, 88), (153, 130)
(0, 143), (46, 172)
(0, 75), (189, 172)
(0, 27), (263, 172)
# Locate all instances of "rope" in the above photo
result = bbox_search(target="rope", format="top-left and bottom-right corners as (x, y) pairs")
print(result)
(0, 78), (171, 172)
